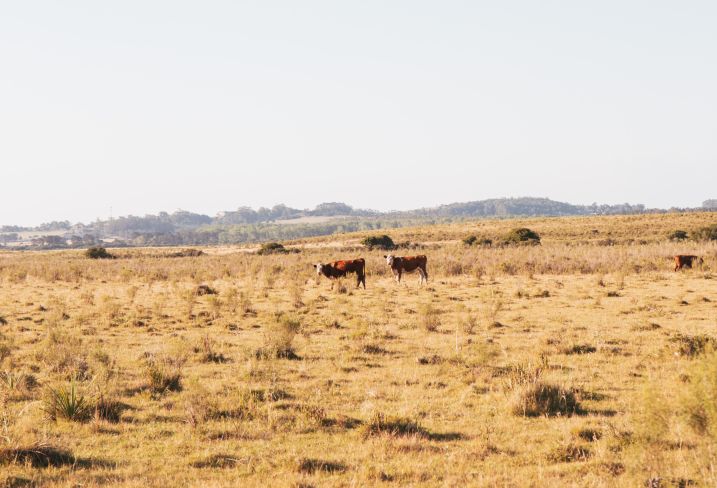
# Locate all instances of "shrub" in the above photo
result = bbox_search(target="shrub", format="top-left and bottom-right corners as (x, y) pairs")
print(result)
(502, 228), (541, 246)
(361, 235), (395, 250)
(511, 382), (582, 417)
(693, 224), (717, 241)
(668, 230), (689, 241)
(43, 380), (92, 422)
(463, 235), (492, 247)
(257, 242), (295, 255)
(85, 247), (113, 259)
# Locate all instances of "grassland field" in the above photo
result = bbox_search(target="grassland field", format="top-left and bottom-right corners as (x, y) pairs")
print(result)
(1, 212), (717, 487)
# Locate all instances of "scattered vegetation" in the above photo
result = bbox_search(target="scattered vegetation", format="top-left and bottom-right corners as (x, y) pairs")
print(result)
(1, 211), (716, 485)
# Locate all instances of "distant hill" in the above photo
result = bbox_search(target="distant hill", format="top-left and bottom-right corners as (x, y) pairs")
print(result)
(1, 197), (709, 249)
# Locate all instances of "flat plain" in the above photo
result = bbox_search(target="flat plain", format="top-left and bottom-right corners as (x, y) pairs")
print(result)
(1, 212), (716, 487)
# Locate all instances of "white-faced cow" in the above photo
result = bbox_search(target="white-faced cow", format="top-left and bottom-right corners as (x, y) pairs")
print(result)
(314, 258), (366, 289)
(384, 254), (428, 285)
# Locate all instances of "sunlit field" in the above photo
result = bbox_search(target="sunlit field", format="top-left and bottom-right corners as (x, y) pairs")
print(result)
(1, 212), (717, 487)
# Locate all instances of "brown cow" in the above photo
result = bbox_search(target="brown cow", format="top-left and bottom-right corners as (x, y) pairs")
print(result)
(314, 258), (366, 289)
(384, 254), (428, 285)
(674, 255), (703, 271)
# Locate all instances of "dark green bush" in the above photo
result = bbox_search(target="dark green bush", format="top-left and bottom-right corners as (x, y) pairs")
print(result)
(668, 230), (689, 241)
(503, 228), (541, 246)
(361, 235), (395, 250)
(256, 242), (292, 255)
(463, 235), (492, 247)
(85, 247), (113, 259)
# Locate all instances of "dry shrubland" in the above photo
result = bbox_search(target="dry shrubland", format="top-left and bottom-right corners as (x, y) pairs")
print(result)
(0, 212), (716, 486)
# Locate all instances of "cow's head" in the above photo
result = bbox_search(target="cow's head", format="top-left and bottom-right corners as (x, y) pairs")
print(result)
(313, 263), (325, 276)
(383, 255), (395, 266)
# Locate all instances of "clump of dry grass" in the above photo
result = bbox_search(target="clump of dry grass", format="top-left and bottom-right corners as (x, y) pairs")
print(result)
(195, 284), (217, 296)
(38, 330), (90, 380)
(93, 395), (126, 423)
(296, 457), (347, 474)
(563, 344), (597, 355)
(682, 351), (717, 437)
(480, 289), (504, 328)
(0, 443), (76, 468)
(194, 335), (228, 363)
(546, 443), (591, 463)
(419, 304), (441, 332)
(671, 334), (717, 357)
(144, 354), (184, 394)
(256, 313), (301, 360)
(511, 382), (582, 417)
(360, 412), (426, 439)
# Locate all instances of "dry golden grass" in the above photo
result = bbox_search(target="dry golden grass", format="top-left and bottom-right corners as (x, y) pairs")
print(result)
(0, 212), (716, 487)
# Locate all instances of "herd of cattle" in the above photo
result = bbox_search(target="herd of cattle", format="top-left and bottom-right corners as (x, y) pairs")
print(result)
(311, 254), (704, 288)
(313, 255), (428, 288)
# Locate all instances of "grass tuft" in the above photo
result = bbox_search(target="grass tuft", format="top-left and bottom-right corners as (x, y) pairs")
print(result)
(511, 382), (582, 417)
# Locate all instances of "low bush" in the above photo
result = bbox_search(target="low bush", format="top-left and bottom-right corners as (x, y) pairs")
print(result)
(85, 247), (114, 259)
(256, 242), (298, 255)
(668, 230), (688, 241)
(463, 235), (492, 247)
(502, 228), (541, 246)
(361, 235), (395, 250)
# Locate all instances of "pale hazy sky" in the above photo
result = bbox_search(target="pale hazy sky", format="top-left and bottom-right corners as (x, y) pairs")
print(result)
(1, 2), (716, 226)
